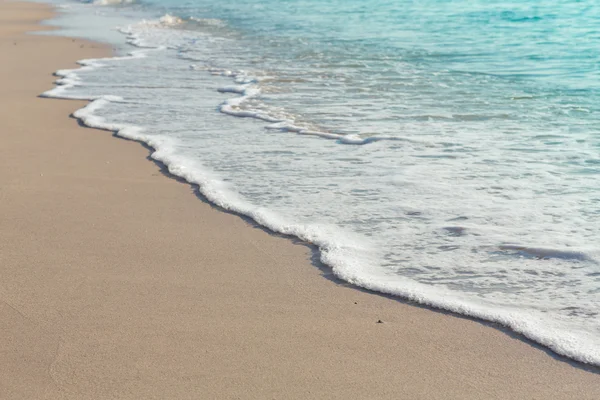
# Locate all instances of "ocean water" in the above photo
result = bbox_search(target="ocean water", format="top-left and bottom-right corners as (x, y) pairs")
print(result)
(40, 0), (600, 365)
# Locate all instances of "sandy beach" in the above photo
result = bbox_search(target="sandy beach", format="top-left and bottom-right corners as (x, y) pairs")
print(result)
(0, 1), (599, 398)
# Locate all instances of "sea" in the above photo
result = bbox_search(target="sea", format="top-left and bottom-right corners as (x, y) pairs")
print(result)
(37, 0), (600, 366)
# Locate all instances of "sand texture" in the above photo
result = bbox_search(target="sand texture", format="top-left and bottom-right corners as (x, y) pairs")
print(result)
(0, 1), (599, 399)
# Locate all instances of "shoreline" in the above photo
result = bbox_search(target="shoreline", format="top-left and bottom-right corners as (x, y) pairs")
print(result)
(1, 1), (599, 398)
(38, 1), (600, 368)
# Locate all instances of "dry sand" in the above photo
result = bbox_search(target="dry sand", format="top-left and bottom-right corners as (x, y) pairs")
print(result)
(0, 1), (599, 399)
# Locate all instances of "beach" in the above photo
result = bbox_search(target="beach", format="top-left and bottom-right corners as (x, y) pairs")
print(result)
(0, 1), (599, 399)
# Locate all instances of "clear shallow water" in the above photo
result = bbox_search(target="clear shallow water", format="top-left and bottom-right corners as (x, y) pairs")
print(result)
(41, 0), (600, 364)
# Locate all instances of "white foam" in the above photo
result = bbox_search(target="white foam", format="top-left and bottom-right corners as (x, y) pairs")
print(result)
(41, 50), (148, 100)
(158, 14), (183, 26)
(204, 68), (416, 144)
(118, 15), (184, 49)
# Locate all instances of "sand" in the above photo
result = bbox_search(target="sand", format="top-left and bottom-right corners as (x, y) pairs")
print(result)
(0, 1), (599, 399)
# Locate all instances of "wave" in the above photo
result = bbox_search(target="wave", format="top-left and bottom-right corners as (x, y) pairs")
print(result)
(152, 14), (183, 27)
(189, 65), (413, 145)
(113, 14), (413, 147)
(116, 14), (184, 48)
(40, 39), (600, 367)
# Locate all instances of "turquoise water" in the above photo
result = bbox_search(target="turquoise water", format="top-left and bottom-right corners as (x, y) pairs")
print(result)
(43, 0), (600, 365)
